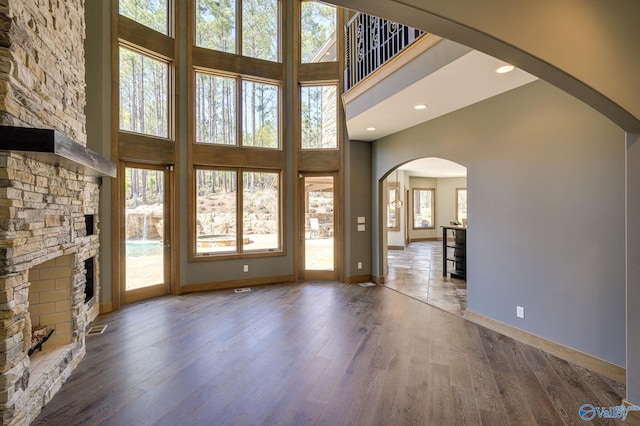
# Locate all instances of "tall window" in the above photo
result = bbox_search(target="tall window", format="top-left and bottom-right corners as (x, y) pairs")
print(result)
(300, 84), (337, 149)
(195, 0), (280, 62)
(387, 183), (400, 231)
(243, 171), (280, 251)
(456, 188), (467, 225)
(243, 0), (279, 61)
(196, 169), (238, 254)
(242, 80), (279, 148)
(119, 46), (169, 138)
(195, 71), (280, 148)
(412, 188), (434, 229)
(195, 72), (237, 145)
(119, 0), (169, 35)
(195, 168), (281, 255)
(300, 1), (336, 63)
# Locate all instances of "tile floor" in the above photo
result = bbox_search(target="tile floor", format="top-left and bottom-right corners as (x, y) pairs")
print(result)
(385, 240), (467, 316)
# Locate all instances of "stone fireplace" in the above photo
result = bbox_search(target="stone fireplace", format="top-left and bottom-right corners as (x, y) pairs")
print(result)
(0, 128), (115, 425)
(0, 0), (114, 424)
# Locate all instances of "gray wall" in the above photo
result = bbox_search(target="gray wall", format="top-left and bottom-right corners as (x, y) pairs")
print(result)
(627, 132), (640, 402)
(345, 140), (373, 278)
(373, 80), (626, 366)
(85, 1), (113, 303)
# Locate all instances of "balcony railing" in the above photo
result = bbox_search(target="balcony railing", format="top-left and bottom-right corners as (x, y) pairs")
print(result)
(345, 12), (424, 91)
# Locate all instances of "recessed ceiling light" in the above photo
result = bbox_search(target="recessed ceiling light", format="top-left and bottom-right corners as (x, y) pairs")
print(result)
(366, 127), (376, 131)
(414, 104), (428, 110)
(496, 65), (515, 74)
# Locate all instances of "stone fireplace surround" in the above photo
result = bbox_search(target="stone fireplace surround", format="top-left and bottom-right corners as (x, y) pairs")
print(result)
(0, 126), (114, 425)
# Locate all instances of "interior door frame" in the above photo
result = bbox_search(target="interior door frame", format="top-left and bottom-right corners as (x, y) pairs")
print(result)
(298, 172), (338, 281)
(120, 161), (174, 305)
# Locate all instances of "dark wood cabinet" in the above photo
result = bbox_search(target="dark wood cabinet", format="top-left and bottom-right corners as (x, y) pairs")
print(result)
(442, 226), (466, 280)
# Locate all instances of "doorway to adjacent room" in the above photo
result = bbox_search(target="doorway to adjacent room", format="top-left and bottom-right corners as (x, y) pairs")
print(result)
(382, 157), (467, 316)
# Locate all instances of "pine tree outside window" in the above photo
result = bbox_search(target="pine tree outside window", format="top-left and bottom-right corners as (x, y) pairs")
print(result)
(300, 84), (337, 149)
(119, 46), (169, 138)
(120, 0), (169, 35)
(195, 72), (237, 145)
(300, 1), (336, 63)
(195, 0), (280, 62)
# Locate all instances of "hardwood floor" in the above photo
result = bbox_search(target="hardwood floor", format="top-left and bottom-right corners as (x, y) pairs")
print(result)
(386, 241), (467, 316)
(34, 282), (625, 425)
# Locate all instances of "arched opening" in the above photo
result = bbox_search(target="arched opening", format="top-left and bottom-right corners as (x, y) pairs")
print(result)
(380, 157), (467, 316)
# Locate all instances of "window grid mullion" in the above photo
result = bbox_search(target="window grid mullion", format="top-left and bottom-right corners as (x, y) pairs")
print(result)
(237, 0), (243, 56)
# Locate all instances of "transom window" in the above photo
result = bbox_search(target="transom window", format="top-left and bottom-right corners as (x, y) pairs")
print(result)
(300, 1), (337, 63)
(195, 0), (280, 62)
(119, 0), (169, 35)
(412, 188), (435, 229)
(195, 71), (280, 148)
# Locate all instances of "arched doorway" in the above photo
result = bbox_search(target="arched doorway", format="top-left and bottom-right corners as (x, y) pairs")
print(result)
(381, 157), (467, 316)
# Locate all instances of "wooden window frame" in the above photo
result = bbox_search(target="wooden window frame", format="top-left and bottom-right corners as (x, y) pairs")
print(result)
(118, 43), (173, 140)
(387, 182), (400, 231)
(193, 0), (283, 63)
(112, 1), (179, 309)
(119, 0), (174, 37)
(188, 0), (287, 264)
(299, 82), (339, 151)
(412, 188), (435, 230)
(190, 166), (284, 261)
(193, 69), (283, 150)
(299, 0), (338, 65)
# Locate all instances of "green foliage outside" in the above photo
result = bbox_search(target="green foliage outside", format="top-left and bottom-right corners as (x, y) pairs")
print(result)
(119, 0), (168, 34)
(301, 1), (336, 63)
(301, 85), (337, 149)
(119, 47), (169, 138)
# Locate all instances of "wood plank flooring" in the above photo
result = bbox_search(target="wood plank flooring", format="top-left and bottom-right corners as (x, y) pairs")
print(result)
(33, 282), (625, 425)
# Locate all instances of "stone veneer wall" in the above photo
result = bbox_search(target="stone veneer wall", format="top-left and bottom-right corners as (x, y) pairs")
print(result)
(0, 0), (87, 145)
(0, 0), (97, 423)
(0, 153), (101, 425)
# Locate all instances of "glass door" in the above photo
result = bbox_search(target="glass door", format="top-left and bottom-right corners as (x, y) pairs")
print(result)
(301, 174), (336, 280)
(123, 164), (171, 303)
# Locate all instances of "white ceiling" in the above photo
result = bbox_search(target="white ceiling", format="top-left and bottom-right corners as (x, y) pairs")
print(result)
(346, 49), (538, 142)
(398, 157), (467, 178)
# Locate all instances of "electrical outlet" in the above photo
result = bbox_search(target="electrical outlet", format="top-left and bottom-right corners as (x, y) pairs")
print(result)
(516, 306), (525, 319)
(243, 264), (248, 272)
(357, 262), (362, 270)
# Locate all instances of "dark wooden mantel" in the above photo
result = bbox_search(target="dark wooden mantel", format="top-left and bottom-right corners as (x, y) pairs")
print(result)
(0, 125), (116, 178)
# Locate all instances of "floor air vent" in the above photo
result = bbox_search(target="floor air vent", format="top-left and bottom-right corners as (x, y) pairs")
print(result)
(86, 325), (108, 335)
(234, 288), (252, 293)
